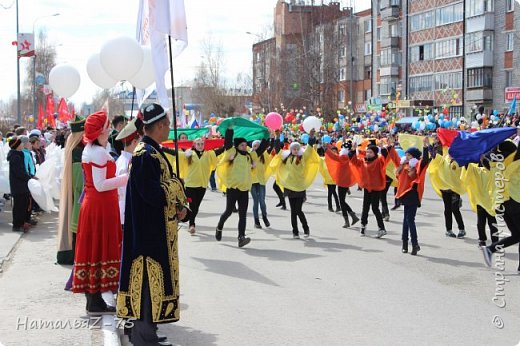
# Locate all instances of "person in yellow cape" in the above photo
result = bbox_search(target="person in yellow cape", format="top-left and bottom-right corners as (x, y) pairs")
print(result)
(482, 133), (520, 270)
(215, 126), (266, 247)
(164, 137), (225, 235)
(251, 139), (273, 229)
(428, 137), (466, 238)
(270, 141), (320, 238)
(318, 146), (341, 213)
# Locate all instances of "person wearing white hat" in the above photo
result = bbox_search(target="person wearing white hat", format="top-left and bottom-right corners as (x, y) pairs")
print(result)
(115, 118), (143, 227)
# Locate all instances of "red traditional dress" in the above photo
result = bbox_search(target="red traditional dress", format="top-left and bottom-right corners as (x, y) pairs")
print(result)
(72, 143), (127, 294)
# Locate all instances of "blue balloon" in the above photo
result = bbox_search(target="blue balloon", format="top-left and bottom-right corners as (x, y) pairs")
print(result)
(322, 135), (332, 143)
(279, 133), (285, 142)
(301, 133), (309, 144)
(396, 148), (405, 157)
(493, 109), (499, 116)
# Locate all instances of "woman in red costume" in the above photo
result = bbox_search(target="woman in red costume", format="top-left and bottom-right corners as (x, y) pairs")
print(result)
(72, 111), (128, 315)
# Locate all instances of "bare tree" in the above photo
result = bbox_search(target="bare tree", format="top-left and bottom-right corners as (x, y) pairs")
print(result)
(23, 30), (57, 117)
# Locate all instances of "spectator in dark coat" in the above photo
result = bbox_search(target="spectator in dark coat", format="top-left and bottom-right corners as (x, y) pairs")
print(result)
(7, 136), (36, 232)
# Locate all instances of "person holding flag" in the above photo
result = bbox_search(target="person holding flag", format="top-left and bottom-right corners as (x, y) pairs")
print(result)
(395, 137), (431, 255)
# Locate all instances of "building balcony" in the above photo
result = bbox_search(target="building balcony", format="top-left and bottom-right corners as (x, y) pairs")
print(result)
(466, 12), (494, 33)
(466, 51), (494, 68)
(381, 6), (400, 21)
(381, 37), (399, 48)
(379, 65), (399, 77)
(466, 88), (493, 101)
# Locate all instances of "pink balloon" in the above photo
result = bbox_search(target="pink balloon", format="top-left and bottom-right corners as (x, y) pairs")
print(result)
(264, 112), (283, 130)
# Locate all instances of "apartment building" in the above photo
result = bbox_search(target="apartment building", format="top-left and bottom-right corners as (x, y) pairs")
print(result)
(252, 0), (520, 116)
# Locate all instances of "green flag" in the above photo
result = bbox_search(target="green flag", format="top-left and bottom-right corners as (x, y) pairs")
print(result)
(217, 117), (270, 141)
(168, 128), (209, 140)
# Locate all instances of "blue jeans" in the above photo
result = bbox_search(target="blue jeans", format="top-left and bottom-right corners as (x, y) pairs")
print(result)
(209, 170), (217, 190)
(402, 205), (418, 246)
(250, 183), (267, 220)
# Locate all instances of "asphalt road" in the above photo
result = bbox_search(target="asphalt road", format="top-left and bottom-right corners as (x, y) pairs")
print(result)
(0, 174), (519, 346)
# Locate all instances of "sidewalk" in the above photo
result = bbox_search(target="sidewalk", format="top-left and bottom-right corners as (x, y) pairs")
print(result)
(0, 208), (118, 346)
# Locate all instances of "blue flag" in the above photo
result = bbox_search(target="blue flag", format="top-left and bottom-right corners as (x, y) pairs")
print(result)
(448, 127), (517, 166)
(509, 97), (517, 115)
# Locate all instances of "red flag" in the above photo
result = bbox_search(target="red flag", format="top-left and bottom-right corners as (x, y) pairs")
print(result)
(46, 94), (56, 128)
(37, 102), (44, 129)
(58, 98), (71, 122)
(437, 128), (459, 147)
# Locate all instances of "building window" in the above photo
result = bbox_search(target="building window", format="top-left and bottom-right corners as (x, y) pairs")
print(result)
(390, 0), (400, 6)
(340, 46), (346, 58)
(380, 77), (396, 95)
(364, 20), (372, 33)
(467, 0), (494, 17)
(436, 3), (464, 26)
(365, 89), (372, 100)
(435, 71), (463, 90)
(338, 89), (345, 102)
(339, 24), (346, 36)
(435, 38), (463, 59)
(380, 48), (400, 66)
(409, 75), (433, 93)
(365, 66), (372, 80)
(377, 27), (381, 40)
(466, 31), (494, 53)
(506, 70), (513, 87)
(365, 42), (372, 55)
(339, 68), (346, 81)
(506, 32), (514, 51)
(410, 11), (434, 32)
(389, 23), (400, 37)
(507, 0), (514, 12)
(410, 43), (434, 62)
(467, 68), (493, 88)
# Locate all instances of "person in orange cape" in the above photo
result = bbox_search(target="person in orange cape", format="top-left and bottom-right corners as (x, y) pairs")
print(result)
(324, 140), (360, 228)
(395, 137), (432, 255)
(349, 136), (396, 237)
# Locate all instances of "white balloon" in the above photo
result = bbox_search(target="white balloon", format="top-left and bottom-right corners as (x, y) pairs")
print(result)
(86, 53), (118, 89)
(100, 36), (144, 81)
(129, 46), (155, 89)
(374, 124), (379, 132)
(302, 116), (322, 133)
(49, 64), (80, 98)
(419, 121), (426, 131)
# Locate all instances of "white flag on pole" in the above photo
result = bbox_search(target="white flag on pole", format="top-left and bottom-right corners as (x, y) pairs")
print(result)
(136, 0), (188, 110)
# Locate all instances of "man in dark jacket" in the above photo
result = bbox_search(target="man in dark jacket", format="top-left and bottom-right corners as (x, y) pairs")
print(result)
(7, 136), (35, 232)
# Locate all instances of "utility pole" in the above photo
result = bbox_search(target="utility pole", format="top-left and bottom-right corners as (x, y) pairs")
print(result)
(349, 5), (353, 107)
(16, 0), (20, 124)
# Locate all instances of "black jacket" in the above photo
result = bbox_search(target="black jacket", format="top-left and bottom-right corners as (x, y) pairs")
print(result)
(7, 150), (31, 195)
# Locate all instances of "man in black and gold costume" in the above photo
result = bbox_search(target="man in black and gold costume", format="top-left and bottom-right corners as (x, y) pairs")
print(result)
(117, 103), (188, 346)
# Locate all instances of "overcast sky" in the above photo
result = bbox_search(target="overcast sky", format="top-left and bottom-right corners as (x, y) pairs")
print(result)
(0, 0), (370, 109)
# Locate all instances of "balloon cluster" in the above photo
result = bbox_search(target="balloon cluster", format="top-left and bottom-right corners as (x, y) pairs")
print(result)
(87, 36), (154, 90)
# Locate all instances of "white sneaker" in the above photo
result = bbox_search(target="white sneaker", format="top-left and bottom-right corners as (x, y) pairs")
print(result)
(293, 234), (300, 239)
(376, 229), (387, 239)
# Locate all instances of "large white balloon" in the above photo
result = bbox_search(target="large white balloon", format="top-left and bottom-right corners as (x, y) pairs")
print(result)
(302, 116), (322, 133)
(100, 36), (144, 81)
(86, 53), (118, 89)
(49, 64), (80, 98)
(129, 46), (155, 89)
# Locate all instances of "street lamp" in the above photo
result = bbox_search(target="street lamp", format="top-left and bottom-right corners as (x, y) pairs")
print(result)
(32, 13), (60, 121)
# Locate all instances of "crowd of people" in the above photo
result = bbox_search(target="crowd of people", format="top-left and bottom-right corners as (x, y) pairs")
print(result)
(3, 103), (520, 346)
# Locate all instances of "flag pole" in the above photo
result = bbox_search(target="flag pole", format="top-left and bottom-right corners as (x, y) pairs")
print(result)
(168, 35), (180, 178)
(130, 86), (136, 120)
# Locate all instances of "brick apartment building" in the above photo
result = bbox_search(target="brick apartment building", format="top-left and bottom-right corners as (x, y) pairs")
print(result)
(252, 0), (520, 116)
